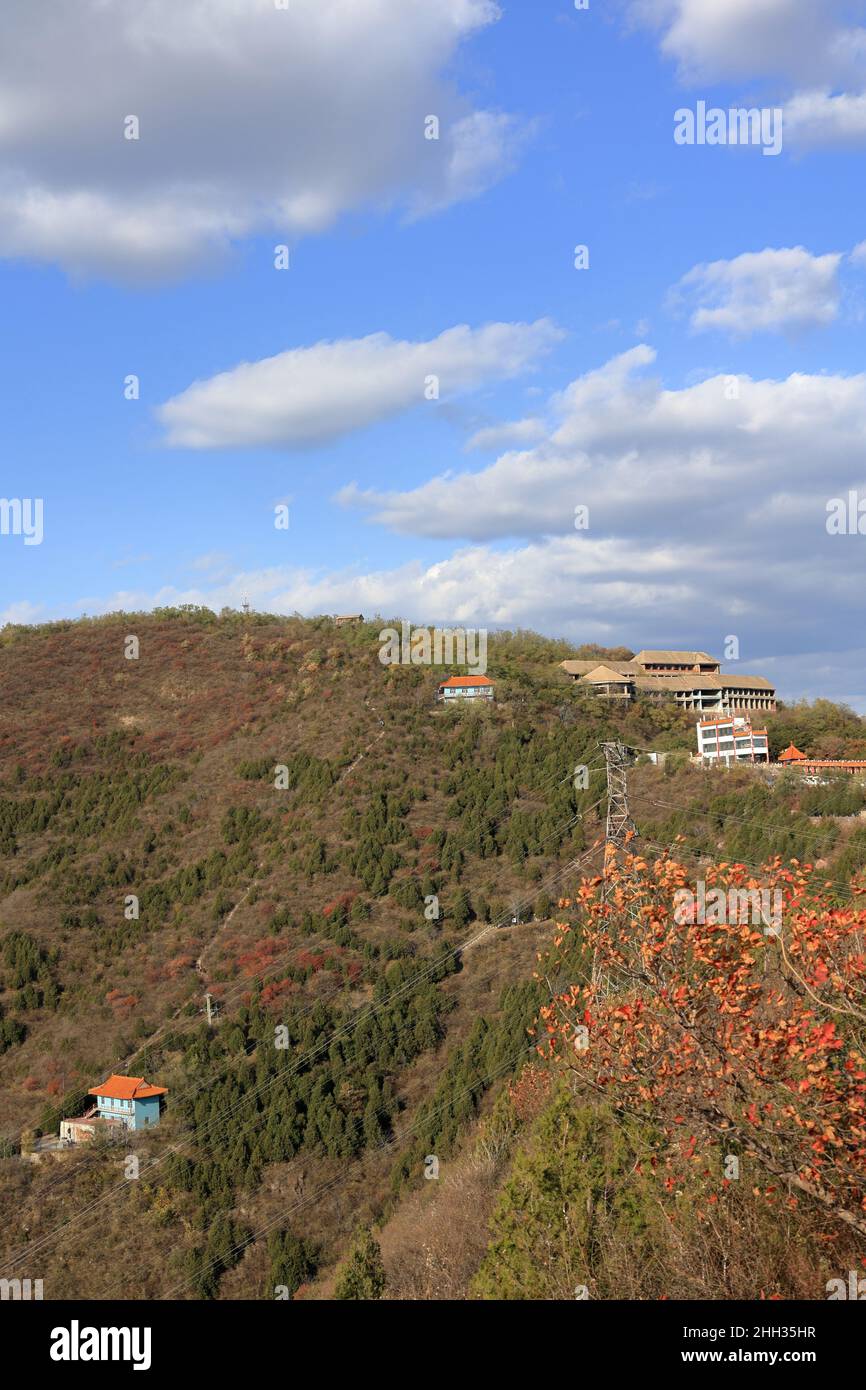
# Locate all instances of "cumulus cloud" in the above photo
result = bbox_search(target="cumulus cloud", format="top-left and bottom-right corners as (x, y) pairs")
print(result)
(0, 0), (523, 280)
(671, 246), (844, 335)
(158, 319), (563, 448)
(465, 417), (547, 451)
(323, 341), (866, 686)
(0, 599), (44, 626)
(630, 0), (866, 147)
(11, 339), (864, 703)
(337, 344), (866, 564)
(785, 90), (866, 146)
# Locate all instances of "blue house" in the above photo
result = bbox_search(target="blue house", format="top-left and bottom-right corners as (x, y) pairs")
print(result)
(87, 1074), (167, 1131)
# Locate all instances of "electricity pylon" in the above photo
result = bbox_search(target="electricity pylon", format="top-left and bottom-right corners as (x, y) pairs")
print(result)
(595, 741), (639, 992)
(602, 741), (637, 849)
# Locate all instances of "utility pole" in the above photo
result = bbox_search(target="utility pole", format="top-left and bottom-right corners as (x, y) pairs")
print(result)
(204, 993), (216, 1026)
(602, 741), (637, 850)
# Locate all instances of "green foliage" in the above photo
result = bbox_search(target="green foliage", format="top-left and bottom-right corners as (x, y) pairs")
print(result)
(4, 609), (865, 1303)
(472, 1093), (662, 1300)
(0, 1006), (26, 1054)
(642, 779), (839, 871)
(267, 1229), (317, 1299)
(184, 1215), (248, 1299)
(833, 825), (866, 881)
(767, 699), (866, 761)
(391, 977), (548, 1189)
(333, 1228), (386, 1300)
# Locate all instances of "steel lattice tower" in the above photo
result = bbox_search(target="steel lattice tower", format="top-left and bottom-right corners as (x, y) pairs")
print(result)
(602, 741), (637, 849)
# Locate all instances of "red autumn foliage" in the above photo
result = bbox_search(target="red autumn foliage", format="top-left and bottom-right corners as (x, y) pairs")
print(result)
(541, 849), (866, 1237)
(322, 892), (355, 918)
(260, 979), (296, 1006)
(508, 1064), (553, 1123)
(162, 954), (195, 979)
(105, 988), (138, 1012)
(234, 938), (284, 976)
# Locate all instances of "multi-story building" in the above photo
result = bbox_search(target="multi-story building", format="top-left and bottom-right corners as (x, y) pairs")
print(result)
(560, 649), (775, 714)
(696, 715), (769, 765)
(634, 649), (720, 676)
(60, 1074), (167, 1144)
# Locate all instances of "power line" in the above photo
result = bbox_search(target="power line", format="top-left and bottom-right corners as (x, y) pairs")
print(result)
(2, 749), (607, 1141)
(2, 814), (605, 1275)
(161, 1036), (545, 1301)
(640, 793), (866, 900)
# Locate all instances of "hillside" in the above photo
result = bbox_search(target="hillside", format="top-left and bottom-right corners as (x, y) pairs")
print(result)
(1, 609), (865, 1300)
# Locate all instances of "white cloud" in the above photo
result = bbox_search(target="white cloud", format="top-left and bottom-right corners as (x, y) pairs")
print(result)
(320, 342), (866, 690)
(409, 111), (534, 218)
(630, 0), (866, 147)
(672, 247), (844, 335)
(785, 90), (866, 146)
(337, 345), (866, 553)
(69, 538), (701, 633)
(10, 337), (866, 707)
(0, 599), (44, 626)
(0, 0), (522, 280)
(466, 417), (547, 451)
(632, 0), (853, 83)
(158, 319), (563, 448)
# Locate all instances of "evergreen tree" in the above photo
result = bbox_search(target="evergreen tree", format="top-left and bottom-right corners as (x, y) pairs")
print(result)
(267, 1230), (316, 1298)
(333, 1228), (386, 1300)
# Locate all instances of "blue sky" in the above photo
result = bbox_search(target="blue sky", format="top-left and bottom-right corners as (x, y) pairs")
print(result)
(1, 0), (865, 705)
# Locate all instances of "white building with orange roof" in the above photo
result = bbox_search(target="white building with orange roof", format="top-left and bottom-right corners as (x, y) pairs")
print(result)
(696, 715), (769, 765)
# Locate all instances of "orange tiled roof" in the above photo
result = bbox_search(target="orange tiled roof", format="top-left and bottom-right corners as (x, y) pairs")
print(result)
(795, 759), (866, 768)
(777, 744), (808, 762)
(438, 675), (493, 688)
(88, 1074), (167, 1100)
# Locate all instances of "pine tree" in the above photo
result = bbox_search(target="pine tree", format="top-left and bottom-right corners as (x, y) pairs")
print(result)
(333, 1228), (386, 1300)
(267, 1230), (316, 1299)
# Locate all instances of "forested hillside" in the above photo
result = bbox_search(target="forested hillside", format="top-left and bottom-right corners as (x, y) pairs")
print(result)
(1, 609), (864, 1299)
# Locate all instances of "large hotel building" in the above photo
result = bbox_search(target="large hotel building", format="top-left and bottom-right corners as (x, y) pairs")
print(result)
(560, 649), (776, 714)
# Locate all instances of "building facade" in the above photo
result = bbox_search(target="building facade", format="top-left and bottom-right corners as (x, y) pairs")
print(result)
(696, 715), (769, 765)
(60, 1074), (167, 1145)
(778, 745), (866, 776)
(560, 649), (775, 713)
(436, 675), (494, 702)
